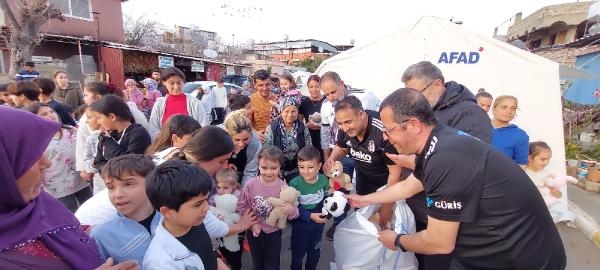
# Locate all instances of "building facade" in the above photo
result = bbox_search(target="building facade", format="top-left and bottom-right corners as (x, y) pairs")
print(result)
(507, 1), (594, 51)
(253, 39), (337, 65)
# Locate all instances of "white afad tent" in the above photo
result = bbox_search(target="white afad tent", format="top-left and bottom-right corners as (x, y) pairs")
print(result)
(317, 17), (573, 221)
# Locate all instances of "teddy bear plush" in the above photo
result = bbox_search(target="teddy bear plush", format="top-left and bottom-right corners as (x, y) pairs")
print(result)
(539, 173), (577, 207)
(209, 194), (241, 251)
(266, 186), (300, 229)
(321, 191), (350, 219)
(326, 161), (353, 193)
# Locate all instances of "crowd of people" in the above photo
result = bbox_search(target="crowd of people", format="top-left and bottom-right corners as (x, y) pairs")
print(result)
(0, 60), (568, 270)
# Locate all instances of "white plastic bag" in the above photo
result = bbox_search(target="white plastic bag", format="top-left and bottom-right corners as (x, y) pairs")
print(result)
(334, 200), (418, 270)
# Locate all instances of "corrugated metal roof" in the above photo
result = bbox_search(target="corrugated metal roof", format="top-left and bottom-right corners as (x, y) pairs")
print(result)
(41, 33), (247, 67)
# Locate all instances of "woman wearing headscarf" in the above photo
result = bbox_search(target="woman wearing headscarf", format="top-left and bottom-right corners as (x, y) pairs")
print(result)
(140, 78), (162, 110)
(0, 107), (138, 270)
(123, 79), (143, 109)
(264, 97), (312, 182)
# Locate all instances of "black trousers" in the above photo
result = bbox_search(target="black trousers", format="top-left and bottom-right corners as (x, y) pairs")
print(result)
(219, 235), (243, 270)
(247, 229), (282, 270)
(213, 107), (226, 125)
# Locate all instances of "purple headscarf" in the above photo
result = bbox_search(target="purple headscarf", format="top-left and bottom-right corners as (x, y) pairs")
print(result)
(141, 78), (158, 91)
(0, 107), (101, 269)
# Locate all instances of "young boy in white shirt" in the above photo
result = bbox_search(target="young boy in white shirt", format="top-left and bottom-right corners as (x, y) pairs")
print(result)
(144, 160), (216, 270)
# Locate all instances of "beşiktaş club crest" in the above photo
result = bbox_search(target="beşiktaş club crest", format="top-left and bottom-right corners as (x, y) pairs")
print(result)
(368, 140), (375, 153)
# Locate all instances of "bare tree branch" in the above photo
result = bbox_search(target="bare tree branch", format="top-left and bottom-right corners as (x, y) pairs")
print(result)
(0, 0), (22, 32)
(2, 0), (64, 78)
(123, 14), (163, 47)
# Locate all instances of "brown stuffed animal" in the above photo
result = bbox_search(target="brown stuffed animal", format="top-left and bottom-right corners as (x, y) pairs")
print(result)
(266, 186), (300, 229)
(326, 161), (353, 193)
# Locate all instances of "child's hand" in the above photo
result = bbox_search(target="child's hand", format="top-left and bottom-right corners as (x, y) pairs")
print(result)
(251, 224), (261, 237)
(80, 171), (94, 181)
(310, 213), (327, 224)
(100, 127), (111, 137)
(549, 188), (562, 198)
(95, 258), (139, 270)
(281, 203), (294, 215)
(237, 209), (258, 231)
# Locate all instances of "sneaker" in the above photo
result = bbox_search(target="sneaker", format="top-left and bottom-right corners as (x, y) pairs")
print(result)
(325, 224), (337, 241)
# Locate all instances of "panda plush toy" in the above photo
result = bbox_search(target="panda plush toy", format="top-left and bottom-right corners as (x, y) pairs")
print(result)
(321, 191), (351, 219)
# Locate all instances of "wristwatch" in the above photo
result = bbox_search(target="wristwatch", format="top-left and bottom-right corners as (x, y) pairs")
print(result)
(394, 233), (407, 252)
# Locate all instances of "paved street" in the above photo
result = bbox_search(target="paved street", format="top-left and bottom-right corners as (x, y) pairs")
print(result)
(558, 222), (600, 270)
(237, 221), (600, 270)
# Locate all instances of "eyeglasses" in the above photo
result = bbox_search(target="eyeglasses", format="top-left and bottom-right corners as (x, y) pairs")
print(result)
(383, 119), (411, 137)
(419, 80), (436, 93)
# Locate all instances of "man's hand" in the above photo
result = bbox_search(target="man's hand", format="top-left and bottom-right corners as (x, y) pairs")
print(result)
(385, 153), (416, 170)
(96, 258), (139, 270)
(378, 203), (393, 228)
(378, 229), (398, 251)
(345, 194), (372, 208)
(310, 213), (327, 224)
(550, 188), (562, 198)
(323, 158), (336, 174)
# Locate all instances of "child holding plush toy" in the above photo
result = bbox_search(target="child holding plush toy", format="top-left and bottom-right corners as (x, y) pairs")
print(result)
(236, 146), (299, 270)
(525, 141), (563, 206)
(212, 168), (243, 270)
(288, 146), (329, 270)
(525, 141), (578, 224)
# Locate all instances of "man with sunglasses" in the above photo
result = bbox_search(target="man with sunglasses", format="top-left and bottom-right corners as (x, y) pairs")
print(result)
(392, 61), (493, 269)
(402, 61), (492, 143)
(347, 89), (566, 270)
(323, 96), (401, 229)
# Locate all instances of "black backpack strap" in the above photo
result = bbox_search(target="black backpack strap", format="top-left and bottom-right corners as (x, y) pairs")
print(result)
(271, 118), (282, 149)
(296, 121), (306, 149)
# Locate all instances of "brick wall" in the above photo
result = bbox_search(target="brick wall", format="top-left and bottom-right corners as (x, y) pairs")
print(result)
(534, 44), (600, 66)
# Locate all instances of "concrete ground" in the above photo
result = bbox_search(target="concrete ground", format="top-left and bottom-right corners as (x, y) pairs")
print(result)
(238, 185), (600, 269)
(568, 184), (600, 226)
(558, 222), (600, 270)
(238, 221), (600, 270)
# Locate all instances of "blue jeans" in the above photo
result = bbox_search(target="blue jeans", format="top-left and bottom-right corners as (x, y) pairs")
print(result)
(291, 220), (325, 270)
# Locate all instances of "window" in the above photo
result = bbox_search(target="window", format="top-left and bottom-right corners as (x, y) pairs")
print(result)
(50, 0), (92, 20)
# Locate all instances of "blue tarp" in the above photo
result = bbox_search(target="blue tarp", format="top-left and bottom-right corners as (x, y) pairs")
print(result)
(564, 51), (600, 105)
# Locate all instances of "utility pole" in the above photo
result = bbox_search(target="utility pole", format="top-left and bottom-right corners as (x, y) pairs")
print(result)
(91, 11), (104, 81)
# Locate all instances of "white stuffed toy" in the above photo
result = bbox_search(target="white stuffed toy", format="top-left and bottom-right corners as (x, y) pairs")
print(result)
(540, 173), (578, 207)
(321, 191), (350, 219)
(209, 194), (241, 251)
(309, 112), (321, 124)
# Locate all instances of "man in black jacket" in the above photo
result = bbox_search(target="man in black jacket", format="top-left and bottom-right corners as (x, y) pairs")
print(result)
(393, 61), (493, 270)
(402, 61), (492, 143)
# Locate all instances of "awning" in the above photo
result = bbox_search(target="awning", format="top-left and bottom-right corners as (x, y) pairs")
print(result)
(559, 65), (600, 80)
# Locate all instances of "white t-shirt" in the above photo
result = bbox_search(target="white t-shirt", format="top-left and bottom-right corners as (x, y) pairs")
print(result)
(75, 189), (229, 238)
(213, 86), (228, 108)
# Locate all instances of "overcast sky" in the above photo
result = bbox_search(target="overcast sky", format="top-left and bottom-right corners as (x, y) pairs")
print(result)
(123, 0), (590, 46)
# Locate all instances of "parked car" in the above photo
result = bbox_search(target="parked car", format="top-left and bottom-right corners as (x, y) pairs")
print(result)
(222, 75), (252, 87)
(183, 81), (243, 95)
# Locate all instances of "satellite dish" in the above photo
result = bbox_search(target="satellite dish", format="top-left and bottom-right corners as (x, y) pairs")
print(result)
(203, 48), (218, 58)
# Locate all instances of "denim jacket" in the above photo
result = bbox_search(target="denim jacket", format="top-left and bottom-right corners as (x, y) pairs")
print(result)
(90, 211), (161, 264)
(143, 218), (205, 270)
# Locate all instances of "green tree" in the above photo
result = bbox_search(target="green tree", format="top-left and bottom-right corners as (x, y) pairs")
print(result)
(298, 56), (325, 73)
